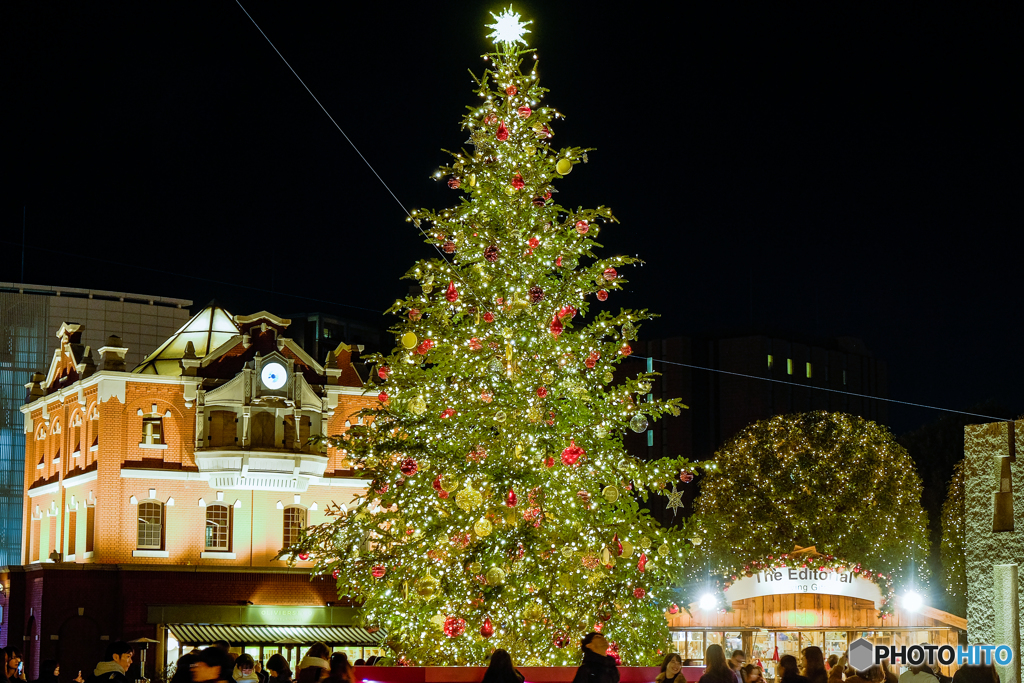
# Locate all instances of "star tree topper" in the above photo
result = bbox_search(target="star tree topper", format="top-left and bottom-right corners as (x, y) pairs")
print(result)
(486, 6), (532, 46)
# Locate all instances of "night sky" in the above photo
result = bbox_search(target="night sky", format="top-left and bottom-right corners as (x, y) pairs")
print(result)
(6, 2), (1021, 434)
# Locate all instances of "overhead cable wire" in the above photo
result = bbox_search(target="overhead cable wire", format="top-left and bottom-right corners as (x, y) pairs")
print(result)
(631, 355), (1009, 422)
(233, 0), (468, 282)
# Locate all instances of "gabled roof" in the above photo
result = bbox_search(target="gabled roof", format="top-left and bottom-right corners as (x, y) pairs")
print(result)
(133, 303), (239, 375)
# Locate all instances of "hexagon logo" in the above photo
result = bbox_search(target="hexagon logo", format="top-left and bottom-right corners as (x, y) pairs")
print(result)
(849, 637), (875, 672)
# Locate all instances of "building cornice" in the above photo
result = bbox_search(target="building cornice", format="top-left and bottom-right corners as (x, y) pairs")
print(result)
(21, 371), (203, 415)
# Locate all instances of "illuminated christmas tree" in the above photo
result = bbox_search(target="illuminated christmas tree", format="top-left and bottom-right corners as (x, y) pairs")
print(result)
(690, 411), (930, 615)
(291, 8), (696, 666)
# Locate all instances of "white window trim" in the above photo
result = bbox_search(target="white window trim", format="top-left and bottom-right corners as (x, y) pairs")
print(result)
(89, 444), (99, 452)
(132, 550), (169, 558)
(83, 551), (94, 559)
(139, 443), (169, 450)
(200, 551), (237, 559)
(65, 554), (76, 561)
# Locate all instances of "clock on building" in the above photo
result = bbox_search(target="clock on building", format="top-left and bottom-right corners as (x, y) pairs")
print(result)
(260, 362), (287, 390)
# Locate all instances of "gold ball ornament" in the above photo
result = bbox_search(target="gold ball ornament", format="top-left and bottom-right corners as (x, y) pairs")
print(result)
(455, 484), (483, 512)
(486, 566), (506, 585)
(602, 485), (619, 503)
(416, 571), (440, 598)
(408, 395), (427, 416)
(560, 546), (574, 559)
(620, 540), (634, 558)
(440, 475), (460, 493)
(658, 542), (670, 557)
(467, 561), (483, 574)
(603, 372), (614, 384)
(690, 536), (703, 546)
(429, 614), (447, 632)
(523, 602), (544, 621)
(555, 158), (573, 175)
(639, 536), (652, 550)
(494, 410), (507, 423)
(474, 517), (493, 537)
(401, 332), (418, 349)
(527, 406), (541, 423)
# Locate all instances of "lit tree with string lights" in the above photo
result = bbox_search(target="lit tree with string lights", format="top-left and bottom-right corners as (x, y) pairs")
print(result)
(288, 7), (698, 667)
(690, 411), (930, 616)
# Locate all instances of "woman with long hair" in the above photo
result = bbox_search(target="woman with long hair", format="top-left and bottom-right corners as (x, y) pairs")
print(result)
(263, 655), (291, 683)
(700, 645), (736, 683)
(657, 653), (686, 683)
(779, 655), (810, 683)
(804, 647), (827, 683)
(480, 650), (524, 683)
(296, 645), (330, 683)
(325, 654), (352, 683)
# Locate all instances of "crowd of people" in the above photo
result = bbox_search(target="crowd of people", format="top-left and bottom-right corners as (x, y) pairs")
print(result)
(1, 639), (1005, 683)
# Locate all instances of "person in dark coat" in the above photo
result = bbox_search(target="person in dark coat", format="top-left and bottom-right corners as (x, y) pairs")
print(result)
(481, 649), (525, 683)
(700, 646), (738, 683)
(87, 642), (133, 683)
(572, 632), (619, 683)
(263, 656), (291, 683)
(191, 648), (235, 683)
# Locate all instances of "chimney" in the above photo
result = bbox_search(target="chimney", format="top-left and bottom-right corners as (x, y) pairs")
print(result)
(98, 335), (129, 372)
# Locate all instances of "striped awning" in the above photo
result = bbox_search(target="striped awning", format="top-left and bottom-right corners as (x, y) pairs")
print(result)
(167, 624), (385, 646)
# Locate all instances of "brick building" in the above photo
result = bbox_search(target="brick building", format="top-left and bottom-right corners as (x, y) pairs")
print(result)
(0, 305), (377, 680)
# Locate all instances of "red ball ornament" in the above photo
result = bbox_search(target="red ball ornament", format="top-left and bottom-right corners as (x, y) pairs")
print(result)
(298, 552), (310, 561)
(619, 343), (632, 356)
(372, 565), (386, 578)
(443, 617), (466, 638)
(470, 337), (483, 351)
(544, 455), (555, 468)
(484, 244), (499, 262)
(400, 458), (419, 476)
(483, 311), (495, 323)
(603, 267), (618, 281)
(496, 121), (509, 141)
(511, 174), (525, 190)
(536, 385), (548, 398)
(528, 236), (540, 249)
(480, 617), (494, 639)
(559, 305), (576, 319)
(377, 391), (389, 403)
(529, 286), (544, 303)
(585, 350), (600, 369)
(506, 487), (518, 507)
(517, 105), (532, 118)
(638, 552), (648, 573)
(596, 289), (609, 301)
(553, 632), (569, 648)
(668, 604), (679, 615)
(505, 85), (518, 97)
(555, 255), (563, 267)
(440, 408), (456, 419)
(443, 241), (456, 254)
(633, 587), (646, 599)
(408, 308), (421, 320)
(612, 532), (623, 556)
(550, 314), (564, 339)
(332, 568), (341, 579)
(447, 177), (461, 189)
(415, 340), (434, 355)
(378, 365), (390, 380)
(483, 111), (498, 126)
(445, 281), (459, 302)
(576, 220), (589, 234)
(479, 389), (493, 402)
(561, 439), (584, 466)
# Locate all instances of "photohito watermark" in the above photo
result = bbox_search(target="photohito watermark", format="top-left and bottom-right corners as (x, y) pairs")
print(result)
(848, 638), (1014, 670)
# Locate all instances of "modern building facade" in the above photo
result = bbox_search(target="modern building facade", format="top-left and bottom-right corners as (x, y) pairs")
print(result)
(0, 283), (191, 566)
(0, 304), (376, 679)
(620, 334), (888, 523)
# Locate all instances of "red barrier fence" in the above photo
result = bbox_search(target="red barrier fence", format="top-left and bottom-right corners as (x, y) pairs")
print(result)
(351, 665), (703, 682)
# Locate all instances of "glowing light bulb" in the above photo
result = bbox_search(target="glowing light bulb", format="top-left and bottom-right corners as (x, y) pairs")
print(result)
(699, 593), (717, 611)
(486, 6), (532, 46)
(901, 590), (923, 612)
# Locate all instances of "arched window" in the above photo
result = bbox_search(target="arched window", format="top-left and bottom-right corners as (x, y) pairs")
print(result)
(205, 504), (232, 551)
(282, 505), (307, 548)
(137, 501), (164, 550)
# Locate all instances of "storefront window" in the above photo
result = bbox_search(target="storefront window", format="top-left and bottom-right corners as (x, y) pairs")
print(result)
(824, 632), (846, 660)
(802, 632), (824, 651)
(776, 631), (801, 660)
(725, 632), (743, 655)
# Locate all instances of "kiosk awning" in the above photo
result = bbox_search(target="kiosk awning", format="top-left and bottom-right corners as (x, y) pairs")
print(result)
(167, 624), (384, 646)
